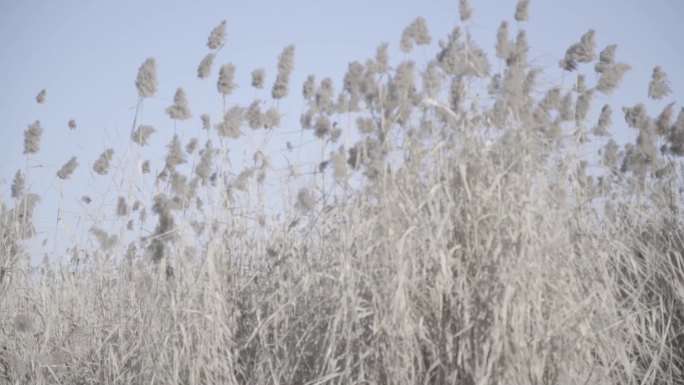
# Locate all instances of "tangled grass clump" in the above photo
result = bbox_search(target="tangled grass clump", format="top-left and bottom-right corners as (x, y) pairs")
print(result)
(1, 2), (683, 384)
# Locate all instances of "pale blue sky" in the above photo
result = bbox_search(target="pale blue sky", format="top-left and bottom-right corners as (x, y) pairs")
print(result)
(1, 0), (682, 257)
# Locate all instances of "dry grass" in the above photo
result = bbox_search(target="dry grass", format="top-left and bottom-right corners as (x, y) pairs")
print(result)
(1, 4), (683, 385)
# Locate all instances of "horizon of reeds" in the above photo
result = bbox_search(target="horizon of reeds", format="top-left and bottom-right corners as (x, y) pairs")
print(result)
(1, 1), (684, 384)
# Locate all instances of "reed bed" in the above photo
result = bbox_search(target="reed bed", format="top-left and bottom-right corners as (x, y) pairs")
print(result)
(1, 1), (683, 384)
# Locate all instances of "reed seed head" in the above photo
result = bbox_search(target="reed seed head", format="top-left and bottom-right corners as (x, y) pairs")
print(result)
(648, 66), (671, 100)
(514, 0), (529, 22)
(11, 170), (25, 199)
(459, 0), (473, 21)
(251, 68), (265, 89)
(215, 106), (243, 138)
(246, 100), (264, 129)
(131, 125), (156, 146)
(200, 113), (210, 130)
(35, 89), (46, 104)
(135, 58), (157, 98)
(272, 44), (295, 100)
(263, 107), (281, 129)
(23, 120), (43, 155)
(207, 20), (227, 49)
(117, 196), (129, 217)
(165, 135), (187, 169)
(93, 148), (115, 175)
(197, 53), (215, 79)
(217, 63), (237, 96)
(296, 187), (315, 213)
(166, 87), (192, 120)
(57, 157), (79, 180)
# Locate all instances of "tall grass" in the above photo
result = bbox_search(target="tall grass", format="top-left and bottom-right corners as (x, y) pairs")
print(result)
(1, 2), (683, 384)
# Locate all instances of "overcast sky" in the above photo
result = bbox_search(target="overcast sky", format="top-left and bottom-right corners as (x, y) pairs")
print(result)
(1, 0), (682, 258)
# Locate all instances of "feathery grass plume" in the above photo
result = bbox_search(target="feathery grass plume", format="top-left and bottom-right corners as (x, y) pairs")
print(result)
(57, 157), (79, 180)
(186, 138), (198, 154)
(300, 107), (315, 129)
(131, 124), (155, 146)
(635, 128), (657, 168)
(539, 86), (560, 110)
(263, 107), (281, 129)
(593, 104), (612, 136)
(514, 0), (529, 22)
(233, 168), (253, 191)
(400, 17), (431, 53)
(622, 103), (649, 130)
(215, 106), (243, 138)
(13, 314), (33, 333)
(197, 53), (215, 79)
(132, 200), (141, 211)
(374, 42), (389, 73)
(602, 139), (619, 169)
(246, 100), (264, 129)
(207, 20), (226, 49)
(390, 60), (416, 102)
(166, 87), (192, 120)
(165, 135), (186, 169)
(330, 147), (348, 180)
(169, 169), (190, 198)
(399, 20), (415, 53)
(412, 17), (431, 45)
(200, 113), (210, 130)
(11, 170), (25, 199)
(314, 115), (332, 139)
(90, 226), (118, 251)
(667, 108), (684, 155)
(116, 196), (128, 217)
(438, 27), (490, 77)
(271, 44), (295, 99)
(508, 29), (528, 65)
(655, 102), (675, 136)
(68, 119), (77, 129)
(35, 89), (46, 103)
(149, 193), (174, 262)
(488, 73), (502, 95)
(295, 187), (315, 213)
(141, 160), (151, 174)
(342, 61), (364, 111)
(559, 29), (596, 71)
(217, 63), (236, 96)
(594, 44), (617, 73)
(575, 89), (593, 123)
(421, 60), (443, 98)
(23, 120), (43, 155)
(195, 140), (213, 181)
(251, 68), (265, 89)
(596, 62), (631, 94)
(302, 74), (316, 100)
(459, 0), (472, 21)
(495, 21), (510, 60)
(135, 58), (157, 98)
(523, 67), (540, 95)
(315, 77), (336, 113)
(15, 192), (40, 222)
(648, 66), (672, 100)
(93, 148), (114, 175)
